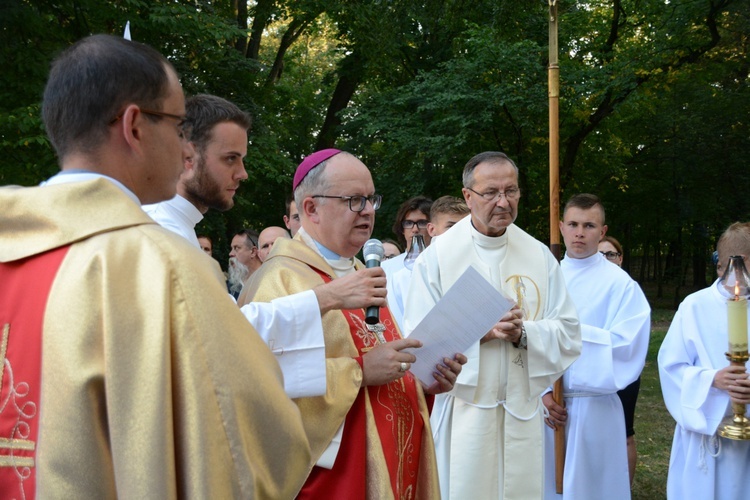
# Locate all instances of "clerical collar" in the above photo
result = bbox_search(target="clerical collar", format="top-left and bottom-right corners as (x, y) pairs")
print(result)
(297, 227), (356, 275)
(313, 239), (341, 260)
(42, 170), (140, 205)
(470, 221), (508, 250)
(168, 194), (203, 225)
(562, 251), (601, 268)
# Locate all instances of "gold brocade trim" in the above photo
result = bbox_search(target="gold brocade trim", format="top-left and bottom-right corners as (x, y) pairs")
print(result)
(0, 456), (34, 468)
(0, 438), (35, 451)
(0, 323), (38, 472)
(0, 324), (8, 393)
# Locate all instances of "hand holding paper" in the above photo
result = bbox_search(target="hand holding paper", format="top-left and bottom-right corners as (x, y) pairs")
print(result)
(403, 266), (514, 386)
(422, 354), (467, 395)
(481, 305), (524, 344)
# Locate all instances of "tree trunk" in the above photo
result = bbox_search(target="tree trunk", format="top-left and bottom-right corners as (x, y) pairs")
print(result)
(265, 16), (317, 86)
(234, 0), (248, 56)
(314, 53), (364, 150)
(246, 0), (276, 60)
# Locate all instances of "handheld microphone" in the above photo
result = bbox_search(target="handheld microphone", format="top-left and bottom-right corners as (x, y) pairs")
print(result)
(363, 239), (385, 325)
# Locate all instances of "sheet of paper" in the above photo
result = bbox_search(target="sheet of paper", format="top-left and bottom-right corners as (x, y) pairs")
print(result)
(403, 265), (514, 386)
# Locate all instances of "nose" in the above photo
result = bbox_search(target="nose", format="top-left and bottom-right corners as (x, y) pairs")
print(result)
(236, 164), (249, 181)
(361, 199), (376, 217)
(496, 195), (511, 209)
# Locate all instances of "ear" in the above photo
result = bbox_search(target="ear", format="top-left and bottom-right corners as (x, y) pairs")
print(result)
(461, 188), (473, 209)
(601, 224), (608, 238)
(302, 197), (319, 223)
(183, 142), (196, 169)
(119, 104), (147, 155)
(558, 219), (564, 235)
(179, 142), (197, 182)
(427, 222), (437, 238)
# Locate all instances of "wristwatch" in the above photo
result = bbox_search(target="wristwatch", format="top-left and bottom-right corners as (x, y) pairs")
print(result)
(514, 325), (528, 350)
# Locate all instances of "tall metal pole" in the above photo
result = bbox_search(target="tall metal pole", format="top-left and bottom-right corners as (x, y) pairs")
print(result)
(548, 0), (565, 494)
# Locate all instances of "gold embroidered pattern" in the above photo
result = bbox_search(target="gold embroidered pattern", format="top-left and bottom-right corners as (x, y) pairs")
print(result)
(0, 322), (37, 499)
(0, 324), (7, 397)
(350, 313), (381, 349)
(505, 275), (541, 320)
(376, 378), (417, 499)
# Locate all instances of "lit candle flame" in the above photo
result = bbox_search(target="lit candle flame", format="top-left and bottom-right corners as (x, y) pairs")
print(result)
(735, 282), (741, 301)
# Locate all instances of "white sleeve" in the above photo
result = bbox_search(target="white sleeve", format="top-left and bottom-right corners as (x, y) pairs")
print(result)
(240, 289), (326, 398)
(658, 302), (730, 435)
(568, 280), (651, 393)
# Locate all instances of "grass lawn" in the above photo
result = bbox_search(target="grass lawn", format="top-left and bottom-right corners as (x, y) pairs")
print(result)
(631, 308), (675, 500)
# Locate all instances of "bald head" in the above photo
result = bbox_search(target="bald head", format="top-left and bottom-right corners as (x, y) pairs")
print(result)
(258, 226), (290, 262)
(296, 153), (377, 258)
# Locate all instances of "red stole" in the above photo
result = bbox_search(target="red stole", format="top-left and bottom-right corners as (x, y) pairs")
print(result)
(299, 268), (424, 499)
(0, 246), (69, 500)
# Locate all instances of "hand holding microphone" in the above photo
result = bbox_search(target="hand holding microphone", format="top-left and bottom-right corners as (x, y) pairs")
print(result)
(363, 239), (385, 324)
(312, 239), (386, 314)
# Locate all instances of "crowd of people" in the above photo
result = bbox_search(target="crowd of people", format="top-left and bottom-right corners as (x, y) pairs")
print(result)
(1, 34), (748, 499)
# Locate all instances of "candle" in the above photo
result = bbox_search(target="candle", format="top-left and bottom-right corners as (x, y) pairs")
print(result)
(728, 285), (748, 352)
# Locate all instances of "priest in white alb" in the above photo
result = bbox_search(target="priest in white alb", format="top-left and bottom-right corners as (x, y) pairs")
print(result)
(403, 151), (581, 499)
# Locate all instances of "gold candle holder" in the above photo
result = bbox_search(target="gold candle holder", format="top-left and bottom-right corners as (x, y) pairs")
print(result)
(718, 350), (750, 440)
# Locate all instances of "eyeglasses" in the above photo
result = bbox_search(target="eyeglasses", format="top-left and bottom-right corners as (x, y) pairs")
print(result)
(466, 186), (520, 202)
(311, 194), (382, 212)
(109, 108), (187, 130)
(600, 251), (622, 260)
(402, 219), (429, 230)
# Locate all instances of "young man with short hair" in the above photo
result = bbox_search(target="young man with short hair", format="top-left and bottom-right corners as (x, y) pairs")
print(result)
(543, 193), (650, 499)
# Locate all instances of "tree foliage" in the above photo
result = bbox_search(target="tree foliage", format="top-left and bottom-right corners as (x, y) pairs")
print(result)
(1, 0), (747, 292)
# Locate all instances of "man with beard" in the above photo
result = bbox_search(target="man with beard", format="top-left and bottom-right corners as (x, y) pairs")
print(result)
(226, 229), (258, 298)
(143, 94), (249, 245)
(227, 253), (250, 298)
(144, 94), (385, 399)
(230, 228), (262, 280)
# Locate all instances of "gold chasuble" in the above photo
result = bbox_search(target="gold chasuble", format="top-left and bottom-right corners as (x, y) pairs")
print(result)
(0, 179), (311, 499)
(241, 237), (440, 499)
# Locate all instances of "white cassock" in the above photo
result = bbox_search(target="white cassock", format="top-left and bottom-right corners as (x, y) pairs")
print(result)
(143, 194), (203, 248)
(658, 281), (750, 500)
(404, 217), (581, 499)
(543, 252), (651, 500)
(382, 252), (407, 328)
(143, 195), (326, 398)
(388, 265), (412, 331)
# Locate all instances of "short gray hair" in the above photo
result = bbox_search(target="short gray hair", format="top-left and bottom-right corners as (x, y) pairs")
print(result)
(462, 151), (519, 188)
